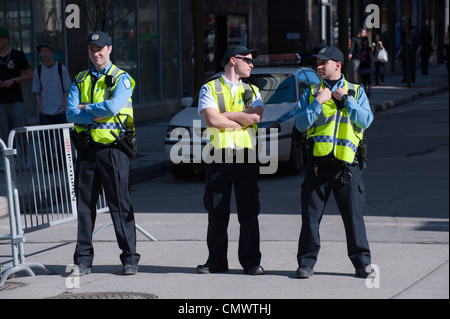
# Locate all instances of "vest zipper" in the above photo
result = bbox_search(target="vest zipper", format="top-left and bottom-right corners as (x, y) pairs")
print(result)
(90, 73), (99, 103)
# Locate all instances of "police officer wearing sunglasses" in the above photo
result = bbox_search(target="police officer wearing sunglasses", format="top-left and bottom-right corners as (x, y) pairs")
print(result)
(294, 46), (376, 279)
(197, 46), (265, 275)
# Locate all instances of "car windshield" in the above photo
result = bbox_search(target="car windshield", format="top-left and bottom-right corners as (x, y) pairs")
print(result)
(247, 74), (296, 104)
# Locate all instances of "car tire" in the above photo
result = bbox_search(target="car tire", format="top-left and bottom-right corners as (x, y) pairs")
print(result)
(170, 164), (194, 179)
(286, 129), (303, 175)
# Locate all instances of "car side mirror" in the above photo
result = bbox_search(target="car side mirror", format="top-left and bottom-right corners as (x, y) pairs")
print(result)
(181, 97), (193, 108)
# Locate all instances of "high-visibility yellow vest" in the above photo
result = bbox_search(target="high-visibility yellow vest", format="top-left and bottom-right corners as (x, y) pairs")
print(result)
(74, 64), (135, 144)
(206, 77), (259, 150)
(307, 80), (363, 163)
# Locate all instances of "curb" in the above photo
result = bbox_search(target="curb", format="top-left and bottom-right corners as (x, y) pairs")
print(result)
(371, 84), (448, 114)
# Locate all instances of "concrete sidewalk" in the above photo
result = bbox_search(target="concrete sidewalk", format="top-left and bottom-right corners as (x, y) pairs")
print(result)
(0, 64), (448, 300)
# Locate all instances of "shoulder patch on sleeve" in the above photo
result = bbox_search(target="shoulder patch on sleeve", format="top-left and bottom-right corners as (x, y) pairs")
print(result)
(123, 77), (131, 89)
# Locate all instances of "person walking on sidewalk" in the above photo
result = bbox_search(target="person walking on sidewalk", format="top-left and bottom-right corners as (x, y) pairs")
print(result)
(349, 28), (367, 84)
(66, 31), (140, 276)
(398, 26), (421, 83)
(419, 25), (433, 76)
(294, 46), (375, 279)
(359, 36), (374, 98)
(197, 46), (265, 276)
(373, 33), (386, 87)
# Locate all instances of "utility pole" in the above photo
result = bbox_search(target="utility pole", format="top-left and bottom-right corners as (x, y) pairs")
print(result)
(338, 0), (349, 77)
(405, 0), (412, 88)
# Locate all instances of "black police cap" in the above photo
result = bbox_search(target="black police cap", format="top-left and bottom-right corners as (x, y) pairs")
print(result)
(312, 46), (344, 63)
(87, 31), (112, 47)
(221, 46), (259, 67)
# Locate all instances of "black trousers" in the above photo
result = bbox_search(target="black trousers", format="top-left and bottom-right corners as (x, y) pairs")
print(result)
(203, 150), (261, 269)
(297, 157), (371, 270)
(73, 145), (140, 267)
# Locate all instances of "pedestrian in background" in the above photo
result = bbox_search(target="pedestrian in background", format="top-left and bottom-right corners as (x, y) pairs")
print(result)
(445, 26), (450, 85)
(373, 33), (386, 87)
(32, 42), (72, 171)
(197, 45), (265, 276)
(66, 31), (140, 276)
(359, 36), (374, 97)
(349, 28), (367, 84)
(398, 26), (421, 83)
(32, 42), (71, 126)
(419, 25), (433, 76)
(294, 46), (375, 279)
(0, 26), (32, 169)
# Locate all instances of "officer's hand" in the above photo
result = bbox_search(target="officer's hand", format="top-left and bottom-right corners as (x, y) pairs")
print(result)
(93, 116), (109, 122)
(316, 87), (332, 104)
(333, 88), (348, 101)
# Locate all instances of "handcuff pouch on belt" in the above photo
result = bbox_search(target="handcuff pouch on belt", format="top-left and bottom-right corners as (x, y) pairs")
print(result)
(110, 114), (137, 159)
(302, 136), (367, 186)
(355, 135), (367, 170)
(70, 129), (92, 151)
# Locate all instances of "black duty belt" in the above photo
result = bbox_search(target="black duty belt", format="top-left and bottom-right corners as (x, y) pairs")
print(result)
(314, 156), (358, 167)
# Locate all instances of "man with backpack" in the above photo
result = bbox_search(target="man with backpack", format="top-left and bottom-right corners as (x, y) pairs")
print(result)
(32, 42), (72, 172)
(32, 42), (72, 125)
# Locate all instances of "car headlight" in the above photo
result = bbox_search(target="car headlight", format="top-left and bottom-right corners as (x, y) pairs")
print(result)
(258, 121), (281, 133)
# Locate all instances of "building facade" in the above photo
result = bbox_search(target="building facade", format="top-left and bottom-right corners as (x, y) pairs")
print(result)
(1, 0), (448, 123)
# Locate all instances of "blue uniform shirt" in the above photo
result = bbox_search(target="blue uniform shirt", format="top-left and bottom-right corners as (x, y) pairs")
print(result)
(66, 61), (133, 124)
(294, 74), (374, 133)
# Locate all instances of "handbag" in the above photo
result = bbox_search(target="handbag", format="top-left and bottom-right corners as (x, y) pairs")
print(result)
(378, 48), (388, 63)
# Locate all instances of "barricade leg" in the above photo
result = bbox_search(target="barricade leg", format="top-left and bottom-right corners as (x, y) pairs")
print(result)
(0, 143), (50, 287)
(0, 263), (50, 287)
(92, 220), (158, 242)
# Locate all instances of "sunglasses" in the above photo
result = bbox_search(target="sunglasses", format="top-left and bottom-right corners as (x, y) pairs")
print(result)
(234, 56), (254, 65)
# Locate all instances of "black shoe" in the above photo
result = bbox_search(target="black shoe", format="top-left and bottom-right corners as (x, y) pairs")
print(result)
(296, 266), (314, 278)
(243, 266), (265, 275)
(123, 263), (138, 275)
(70, 264), (92, 276)
(196, 264), (229, 274)
(355, 264), (376, 278)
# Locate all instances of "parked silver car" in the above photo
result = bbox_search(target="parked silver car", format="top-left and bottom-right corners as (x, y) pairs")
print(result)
(165, 54), (320, 178)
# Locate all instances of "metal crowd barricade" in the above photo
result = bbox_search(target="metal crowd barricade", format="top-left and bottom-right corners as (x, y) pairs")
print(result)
(1, 123), (156, 287)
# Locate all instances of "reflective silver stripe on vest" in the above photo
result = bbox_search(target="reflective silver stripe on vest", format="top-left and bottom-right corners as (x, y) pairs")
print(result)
(109, 66), (121, 78)
(214, 78), (251, 114)
(214, 79), (226, 113)
(75, 70), (89, 83)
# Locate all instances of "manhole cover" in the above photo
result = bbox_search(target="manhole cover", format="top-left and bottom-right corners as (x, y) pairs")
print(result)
(0, 282), (26, 291)
(47, 292), (158, 299)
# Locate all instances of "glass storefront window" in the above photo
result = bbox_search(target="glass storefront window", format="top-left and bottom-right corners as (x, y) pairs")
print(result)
(35, 0), (65, 64)
(139, 0), (160, 103)
(113, 0), (139, 102)
(1, 0), (182, 118)
(160, 0), (180, 100)
(227, 15), (247, 47)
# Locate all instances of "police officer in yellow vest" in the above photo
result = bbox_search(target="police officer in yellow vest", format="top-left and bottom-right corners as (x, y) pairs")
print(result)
(197, 46), (265, 275)
(294, 46), (375, 279)
(66, 31), (140, 276)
